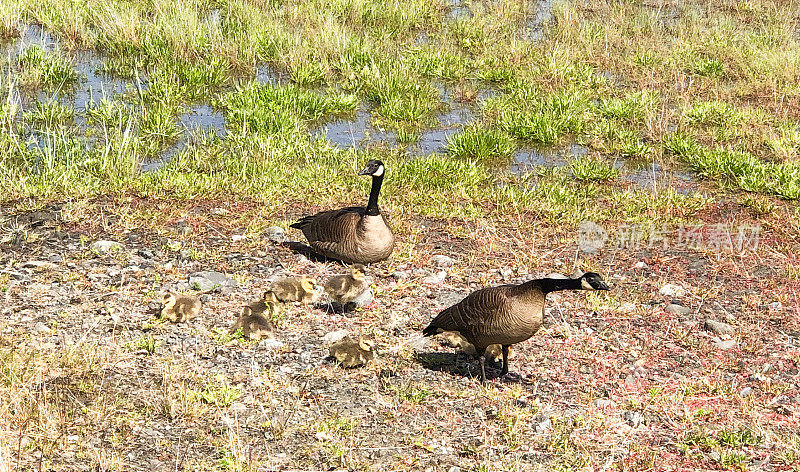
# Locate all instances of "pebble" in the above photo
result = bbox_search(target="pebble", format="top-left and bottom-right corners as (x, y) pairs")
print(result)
(634, 261), (648, 269)
(323, 329), (350, 344)
(264, 226), (287, 243)
(659, 283), (685, 297)
(422, 270), (447, 285)
(188, 271), (238, 292)
(391, 270), (410, 280)
(713, 338), (737, 350)
(33, 322), (52, 335)
(350, 287), (374, 307)
(665, 303), (692, 315)
(19, 260), (58, 270)
(431, 255), (455, 267)
(704, 319), (734, 336)
(739, 387), (753, 398)
(593, 398), (614, 408)
(622, 410), (644, 427)
(91, 240), (124, 254)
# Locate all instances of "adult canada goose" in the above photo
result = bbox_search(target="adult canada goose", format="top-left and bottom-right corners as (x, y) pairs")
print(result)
(422, 272), (610, 382)
(161, 292), (201, 322)
(290, 159), (394, 264)
(324, 264), (369, 308)
(271, 276), (319, 303)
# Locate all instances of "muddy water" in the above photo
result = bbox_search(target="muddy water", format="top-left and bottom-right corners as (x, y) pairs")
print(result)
(623, 162), (698, 194)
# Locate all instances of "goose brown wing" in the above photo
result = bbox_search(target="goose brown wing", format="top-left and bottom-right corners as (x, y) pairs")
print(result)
(423, 286), (513, 337)
(291, 207), (364, 246)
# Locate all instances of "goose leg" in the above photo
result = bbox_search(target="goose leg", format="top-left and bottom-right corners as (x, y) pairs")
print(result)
(500, 345), (510, 377)
(479, 355), (487, 383)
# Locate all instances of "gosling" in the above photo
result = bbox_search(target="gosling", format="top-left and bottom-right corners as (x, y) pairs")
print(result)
(324, 264), (369, 310)
(161, 292), (201, 323)
(271, 276), (319, 303)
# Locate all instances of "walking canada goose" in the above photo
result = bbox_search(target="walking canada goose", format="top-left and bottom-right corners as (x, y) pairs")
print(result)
(230, 305), (276, 341)
(161, 292), (201, 322)
(271, 276), (319, 303)
(324, 264), (369, 308)
(329, 336), (374, 368)
(290, 159), (395, 264)
(422, 272), (610, 382)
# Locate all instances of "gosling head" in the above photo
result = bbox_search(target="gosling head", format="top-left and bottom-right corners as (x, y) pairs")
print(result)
(240, 305), (253, 318)
(262, 290), (279, 304)
(357, 159), (385, 178)
(300, 277), (315, 293)
(162, 292), (177, 308)
(579, 272), (611, 291)
(350, 264), (366, 280)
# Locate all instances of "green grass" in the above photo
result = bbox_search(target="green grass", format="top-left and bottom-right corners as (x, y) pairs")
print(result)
(446, 125), (515, 159)
(569, 157), (619, 182)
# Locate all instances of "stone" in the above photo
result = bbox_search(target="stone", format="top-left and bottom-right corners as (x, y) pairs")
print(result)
(594, 398), (613, 408)
(264, 226), (287, 243)
(622, 410), (644, 427)
(665, 303), (692, 315)
(431, 255), (455, 268)
(33, 322), (52, 335)
(19, 260), (58, 270)
(323, 329), (350, 344)
(713, 338), (737, 350)
(258, 339), (284, 350)
(422, 270), (447, 285)
(188, 271), (238, 292)
(659, 284), (685, 297)
(634, 261), (648, 269)
(91, 240), (123, 254)
(704, 319), (734, 336)
(350, 287), (374, 308)
(739, 387), (753, 398)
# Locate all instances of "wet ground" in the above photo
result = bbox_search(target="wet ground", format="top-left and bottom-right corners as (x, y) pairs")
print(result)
(0, 20), (699, 191)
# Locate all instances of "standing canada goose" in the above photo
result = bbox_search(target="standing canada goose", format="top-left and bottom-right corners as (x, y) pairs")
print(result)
(324, 264), (369, 308)
(161, 292), (201, 322)
(290, 159), (395, 264)
(271, 276), (319, 303)
(422, 272), (610, 382)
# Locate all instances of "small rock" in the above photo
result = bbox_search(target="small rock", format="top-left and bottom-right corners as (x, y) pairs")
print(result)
(231, 234), (246, 242)
(48, 254), (64, 263)
(769, 301), (782, 311)
(659, 283), (685, 297)
(713, 338), (737, 350)
(138, 248), (155, 259)
(634, 261), (648, 269)
(739, 387), (753, 398)
(264, 226), (286, 243)
(315, 431), (332, 441)
(704, 319), (734, 336)
(19, 260), (58, 270)
(350, 287), (374, 308)
(431, 255), (455, 267)
(391, 270), (410, 280)
(665, 303), (692, 315)
(622, 410), (644, 427)
(594, 398), (614, 408)
(258, 339), (284, 350)
(499, 267), (513, 279)
(33, 322), (52, 335)
(91, 240), (123, 254)
(188, 271), (238, 292)
(422, 270), (447, 285)
(323, 329), (350, 344)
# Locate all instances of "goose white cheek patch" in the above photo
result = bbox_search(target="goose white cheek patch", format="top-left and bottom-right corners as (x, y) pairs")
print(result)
(372, 165), (384, 177)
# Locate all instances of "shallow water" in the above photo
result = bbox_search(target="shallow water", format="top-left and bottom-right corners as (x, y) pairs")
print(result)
(622, 162), (698, 194)
(527, 0), (555, 41)
(512, 144), (585, 174)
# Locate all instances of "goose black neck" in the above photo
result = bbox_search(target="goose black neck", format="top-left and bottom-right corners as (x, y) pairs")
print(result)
(529, 277), (582, 294)
(365, 174), (383, 216)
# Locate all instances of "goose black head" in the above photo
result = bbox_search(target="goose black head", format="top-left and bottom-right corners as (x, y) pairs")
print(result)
(580, 272), (611, 291)
(358, 159), (385, 177)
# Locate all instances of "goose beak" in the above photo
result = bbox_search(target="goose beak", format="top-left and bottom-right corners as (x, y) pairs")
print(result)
(357, 166), (371, 176)
(597, 281), (611, 291)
